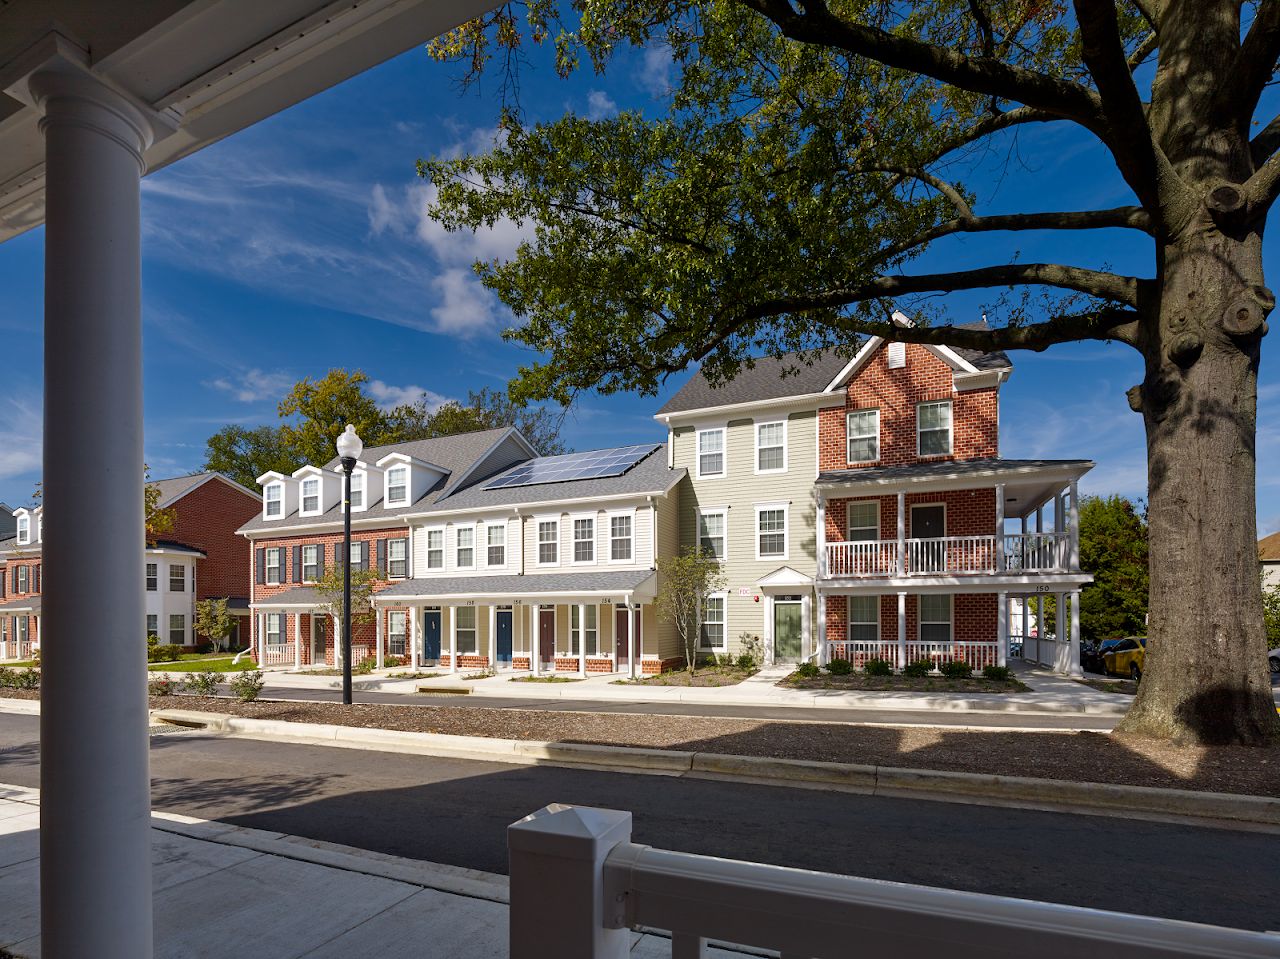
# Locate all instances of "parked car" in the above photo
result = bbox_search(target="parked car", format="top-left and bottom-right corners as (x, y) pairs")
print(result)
(1102, 636), (1147, 679)
(1269, 647), (1279, 675)
(1082, 637), (1126, 674)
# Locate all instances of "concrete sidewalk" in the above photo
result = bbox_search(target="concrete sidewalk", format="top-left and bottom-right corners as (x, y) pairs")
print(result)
(248, 662), (1133, 716)
(0, 783), (735, 959)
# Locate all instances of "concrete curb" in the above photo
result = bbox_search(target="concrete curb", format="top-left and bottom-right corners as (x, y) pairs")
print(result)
(150, 708), (1280, 829)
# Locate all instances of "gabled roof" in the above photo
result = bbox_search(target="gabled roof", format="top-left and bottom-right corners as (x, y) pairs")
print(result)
(657, 351), (852, 415)
(150, 471), (258, 508)
(1260, 531), (1280, 562)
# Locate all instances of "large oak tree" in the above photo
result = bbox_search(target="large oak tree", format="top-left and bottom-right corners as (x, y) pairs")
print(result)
(425, 0), (1280, 743)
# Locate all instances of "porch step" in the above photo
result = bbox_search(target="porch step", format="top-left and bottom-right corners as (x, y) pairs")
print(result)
(415, 684), (472, 695)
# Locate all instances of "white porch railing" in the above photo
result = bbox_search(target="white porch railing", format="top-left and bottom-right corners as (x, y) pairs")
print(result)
(825, 531), (1072, 578)
(1005, 531), (1070, 572)
(827, 640), (1000, 670)
(261, 643), (292, 666)
(825, 540), (899, 576)
(509, 804), (1277, 959)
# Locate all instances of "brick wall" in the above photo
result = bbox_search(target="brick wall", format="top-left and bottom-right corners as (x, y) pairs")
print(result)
(818, 342), (999, 472)
(168, 478), (260, 602)
(826, 488), (996, 542)
(2, 558), (41, 599)
(822, 592), (998, 645)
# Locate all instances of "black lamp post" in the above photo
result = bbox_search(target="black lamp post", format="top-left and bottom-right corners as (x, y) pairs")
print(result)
(336, 424), (363, 705)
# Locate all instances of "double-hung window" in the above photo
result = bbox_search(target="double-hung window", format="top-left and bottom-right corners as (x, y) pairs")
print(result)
(570, 605), (598, 656)
(697, 428), (725, 478)
(847, 501), (879, 542)
(265, 549), (282, 585)
(755, 421), (786, 472)
(486, 525), (506, 567)
(302, 544), (320, 582)
(388, 539), (407, 578)
(146, 614), (158, 638)
(701, 595), (726, 649)
(169, 614), (186, 646)
(456, 527), (475, 568)
(15, 516), (28, 544)
(146, 563), (158, 591)
(919, 594), (953, 644)
(169, 564), (185, 592)
(698, 510), (726, 560)
(15, 567), (27, 594)
(917, 401), (953, 456)
(386, 467), (408, 506)
(426, 529), (444, 569)
(264, 484), (282, 517)
(388, 611), (407, 656)
(609, 515), (633, 562)
(538, 520), (559, 565)
(301, 478), (319, 514)
(756, 505), (787, 559)
(349, 471), (365, 510)
(265, 613), (283, 647)
(573, 517), (595, 563)
(349, 542), (362, 569)
(455, 607), (477, 654)
(847, 409), (880, 463)
(848, 596), (879, 643)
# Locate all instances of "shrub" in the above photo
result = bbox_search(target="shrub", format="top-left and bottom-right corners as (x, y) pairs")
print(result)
(902, 658), (934, 677)
(353, 655), (379, 675)
(939, 659), (973, 679)
(737, 632), (764, 669)
(185, 670), (221, 697)
(383, 655), (408, 668)
(0, 666), (15, 688)
(147, 643), (182, 663)
(148, 674), (176, 696)
(735, 653), (757, 671)
(862, 658), (893, 676)
(793, 661), (820, 679)
(825, 657), (853, 676)
(982, 665), (1012, 681)
(12, 669), (39, 690)
(229, 669), (265, 703)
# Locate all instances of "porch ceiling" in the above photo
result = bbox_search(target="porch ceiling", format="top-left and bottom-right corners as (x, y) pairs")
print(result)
(0, 0), (499, 243)
(372, 569), (658, 604)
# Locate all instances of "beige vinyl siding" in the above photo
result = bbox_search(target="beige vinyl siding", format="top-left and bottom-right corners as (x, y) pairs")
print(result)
(672, 409), (818, 655)
(652, 497), (681, 659)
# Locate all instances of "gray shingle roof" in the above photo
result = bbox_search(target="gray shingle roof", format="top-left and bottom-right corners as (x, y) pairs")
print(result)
(374, 569), (656, 599)
(0, 596), (39, 614)
(417, 445), (680, 514)
(817, 458), (1093, 486)
(658, 352), (852, 414)
(239, 427), (521, 535)
(150, 473), (214, 506)
(251, 586), (325, 607)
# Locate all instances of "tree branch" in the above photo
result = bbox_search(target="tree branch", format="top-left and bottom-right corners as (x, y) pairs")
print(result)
(742, 0), (1106, 128)
(852, 165), (974, 217)
(1251, 112), (1280, 167)
(1244, 146), (1280, 208)
(1128, 0), (1163, 31)
(1223, 0), (1280, 115)
(1127, 32), (1159, 71)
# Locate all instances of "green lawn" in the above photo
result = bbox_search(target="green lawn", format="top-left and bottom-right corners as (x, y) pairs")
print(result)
(149, 655), (256, 673)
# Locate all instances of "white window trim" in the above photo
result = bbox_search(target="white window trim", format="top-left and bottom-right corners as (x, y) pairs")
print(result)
(570, 513), (597, 566)
(483, 521), (507, 570)
(754, 502), (790, 562)
(345, 469), (368, 513)
(847, 408), (881, 464)
(301, 544), (320, 583)
(846, 499), (880, 541)
(916, 399), (954, 458)
(298, 477), (321, 517)
(917, 593), (954, 643)
(698, 507), (728, 562)
(454, 523), (477, 571)
(385, 466), (409, 507)
(265, 548), (282, 585)
(847, 594), (881, 644)
(388, 610), (408, 655)
(169, 613), (187, 646)
(535, 516), (560, 568)
(387, 538), (408, 580)
(695, 425), (727, 480)
(700, 591), (728, 650)
(570, 604), (599, 657)
(607, 509), (635, 564)
(455, 606), (478, 655)
(265, 613), (284, 647)
(145, 563), (158, 592)
(424, 526), (446, 571)
(263, 482), (283, 519)
(169, 563), (186, 593)
(753, 419), (788, 475)
(15, 516), (29, 545)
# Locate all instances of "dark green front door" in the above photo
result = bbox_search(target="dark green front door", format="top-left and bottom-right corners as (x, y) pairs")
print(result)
(773, 600), (802, 663)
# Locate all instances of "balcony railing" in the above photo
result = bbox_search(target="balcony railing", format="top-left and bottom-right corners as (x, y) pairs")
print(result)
(828, 639), (1000, 670)
(825, 531), (1070, 578)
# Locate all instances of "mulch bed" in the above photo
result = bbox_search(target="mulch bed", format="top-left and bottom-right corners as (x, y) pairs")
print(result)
(780, 674), (1031, 694)
(1077, 678), (1139, 696)
(3, 689), (1276, 798)
(616, 667), (756, 687)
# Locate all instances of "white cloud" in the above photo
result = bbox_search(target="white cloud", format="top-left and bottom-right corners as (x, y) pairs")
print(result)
(207, 368), (294, 403)
(0, 395), (42, 489)
(637, 43), (674, 96)
(430, 268), (502, 334)
(367, 380), (451, 411)
(586, 90), (618, 120)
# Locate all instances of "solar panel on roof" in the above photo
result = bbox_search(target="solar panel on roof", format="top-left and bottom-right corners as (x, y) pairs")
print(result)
(484, 444), (659, 490)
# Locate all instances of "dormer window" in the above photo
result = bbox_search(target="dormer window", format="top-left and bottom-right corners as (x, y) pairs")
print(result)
(386, 467), (408, 506)
(301, 478), (319, 514)
(264, 484), (283, 518)
(349, 471), (365, 511)
(15, 516), (29, 545)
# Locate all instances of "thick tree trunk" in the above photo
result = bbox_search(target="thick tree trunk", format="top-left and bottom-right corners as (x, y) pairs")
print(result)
(1116, 216), (1279, 744)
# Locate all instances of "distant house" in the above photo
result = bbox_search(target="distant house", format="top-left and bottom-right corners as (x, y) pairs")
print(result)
(0, 506), (14, 542)
(1261, 531), (1280, 590)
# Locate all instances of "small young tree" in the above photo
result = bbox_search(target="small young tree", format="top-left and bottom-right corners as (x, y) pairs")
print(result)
(1263, 577), (1280, 651)
(312, 563), (380, 665)
(656, 547), (727, 675)
(194, 598), (235, 652)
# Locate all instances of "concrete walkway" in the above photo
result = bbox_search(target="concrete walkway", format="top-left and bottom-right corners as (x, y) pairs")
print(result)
(0, 783), (736, 959)
(245, 661), (1133, 716)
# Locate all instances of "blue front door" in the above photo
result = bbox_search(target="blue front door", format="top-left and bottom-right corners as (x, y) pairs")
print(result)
(496, 610), (513, 665)
(422, 609), (442, 664)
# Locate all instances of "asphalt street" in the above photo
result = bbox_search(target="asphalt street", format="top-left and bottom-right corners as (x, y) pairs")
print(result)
(0, 712), (1274, 933)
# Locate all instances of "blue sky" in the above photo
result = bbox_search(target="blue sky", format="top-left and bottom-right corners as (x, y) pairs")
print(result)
(0, 32), (1276, 534)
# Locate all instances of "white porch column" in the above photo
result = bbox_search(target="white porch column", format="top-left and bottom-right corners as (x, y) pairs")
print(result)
(375, 607), (384, 669)
(514, 603), (523, 669)
(293, 613), (301, 671)
(1068, 479), (1080, 571)
(1021, 594), (1030, 657)
(578, 602), (587, 677)
(410, 606), (420, 671)
(488, 605), (497, 668)
(1054, 591), (1066, 669)
(816, 492), (827, 579)
(626, 602), (637, 678)
(33, 59), (160, 959)
(997, 592), (1008, 668)
(993, 484), (1005, 572)
(896, 592), (907, 669)
(1067, 589), (1083, 677)
(531, 605), (541, 677)
(816, 590), (827, 665)
(448, 605), (458, 674)
(637, 605), (645, 673)
(896, 492), (906, 575)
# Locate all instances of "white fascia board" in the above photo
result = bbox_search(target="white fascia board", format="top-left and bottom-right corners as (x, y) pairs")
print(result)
(817, 573), (1094, 593)
(239, 517), (411, 540)
(654, 393), (844, 426)
(255, 470), (289, 486)
(145, 546), (207, 559)
(406, 473), (685, 521)
(374, 451), (445, 472)
(953, 370), (1009, 392)
(822, 337), (884, 392)
(290, 465), (326, 480)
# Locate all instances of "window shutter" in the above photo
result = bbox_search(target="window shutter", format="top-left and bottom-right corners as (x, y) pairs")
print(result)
(400, 537), (411, 577)
(255, 548), (265, 585)
(376, 539), (386, 576)
(33, 566), (39, 593)
(292, 546), (302, 583)
(360, 540), (370, 572)
(332, 542), (341, 570)
(1, 569), (6, 597)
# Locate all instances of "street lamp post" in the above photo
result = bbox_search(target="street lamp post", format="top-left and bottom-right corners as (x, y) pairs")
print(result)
(336, 424), (363, 705)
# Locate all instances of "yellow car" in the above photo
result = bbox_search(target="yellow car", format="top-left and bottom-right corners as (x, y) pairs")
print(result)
(1102, 636), (1147, 679)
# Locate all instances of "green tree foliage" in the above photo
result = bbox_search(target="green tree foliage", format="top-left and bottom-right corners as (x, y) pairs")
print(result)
(312, 563), (380, 629)
(1263, 578), (1280, 651)
(278, 370), (399, 468)
(391, 386), (568, 455)
(1078, 495), (1149, 641)
(194, 598), (236, 652)
(656, 546), (727, 674)
(204, 424), (302, 491)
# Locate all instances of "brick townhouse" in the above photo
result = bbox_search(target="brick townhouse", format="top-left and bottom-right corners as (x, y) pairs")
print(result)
(0, 472), (259, 659)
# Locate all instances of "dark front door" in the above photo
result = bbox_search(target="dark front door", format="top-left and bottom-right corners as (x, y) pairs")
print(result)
(311, 616), (325, 664)
(911, 504), (946, 572)
(615, 607), (630, 664)
(423, 609), (442, 664)
(538, 607), (555, 664)
(496, 610), (513, 665)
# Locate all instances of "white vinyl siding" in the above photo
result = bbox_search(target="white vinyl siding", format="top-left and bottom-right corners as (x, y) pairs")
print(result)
(847, 409), (880, 463)
(917, 400), (953, 457)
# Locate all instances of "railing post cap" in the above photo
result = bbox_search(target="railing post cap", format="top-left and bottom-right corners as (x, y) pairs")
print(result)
(509, 803), (633, 859)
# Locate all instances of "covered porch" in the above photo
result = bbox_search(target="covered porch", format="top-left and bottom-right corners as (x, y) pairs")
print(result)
(0, 597), (39, 660)
(249, 587), (336, 670)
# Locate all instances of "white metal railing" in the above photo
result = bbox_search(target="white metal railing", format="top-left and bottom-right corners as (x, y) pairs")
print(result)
(1005, 531), (1069, 571)
(825, 535), (997, 577)
(826, 640), (1000, 670)
(508, 804), (1278, 959)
